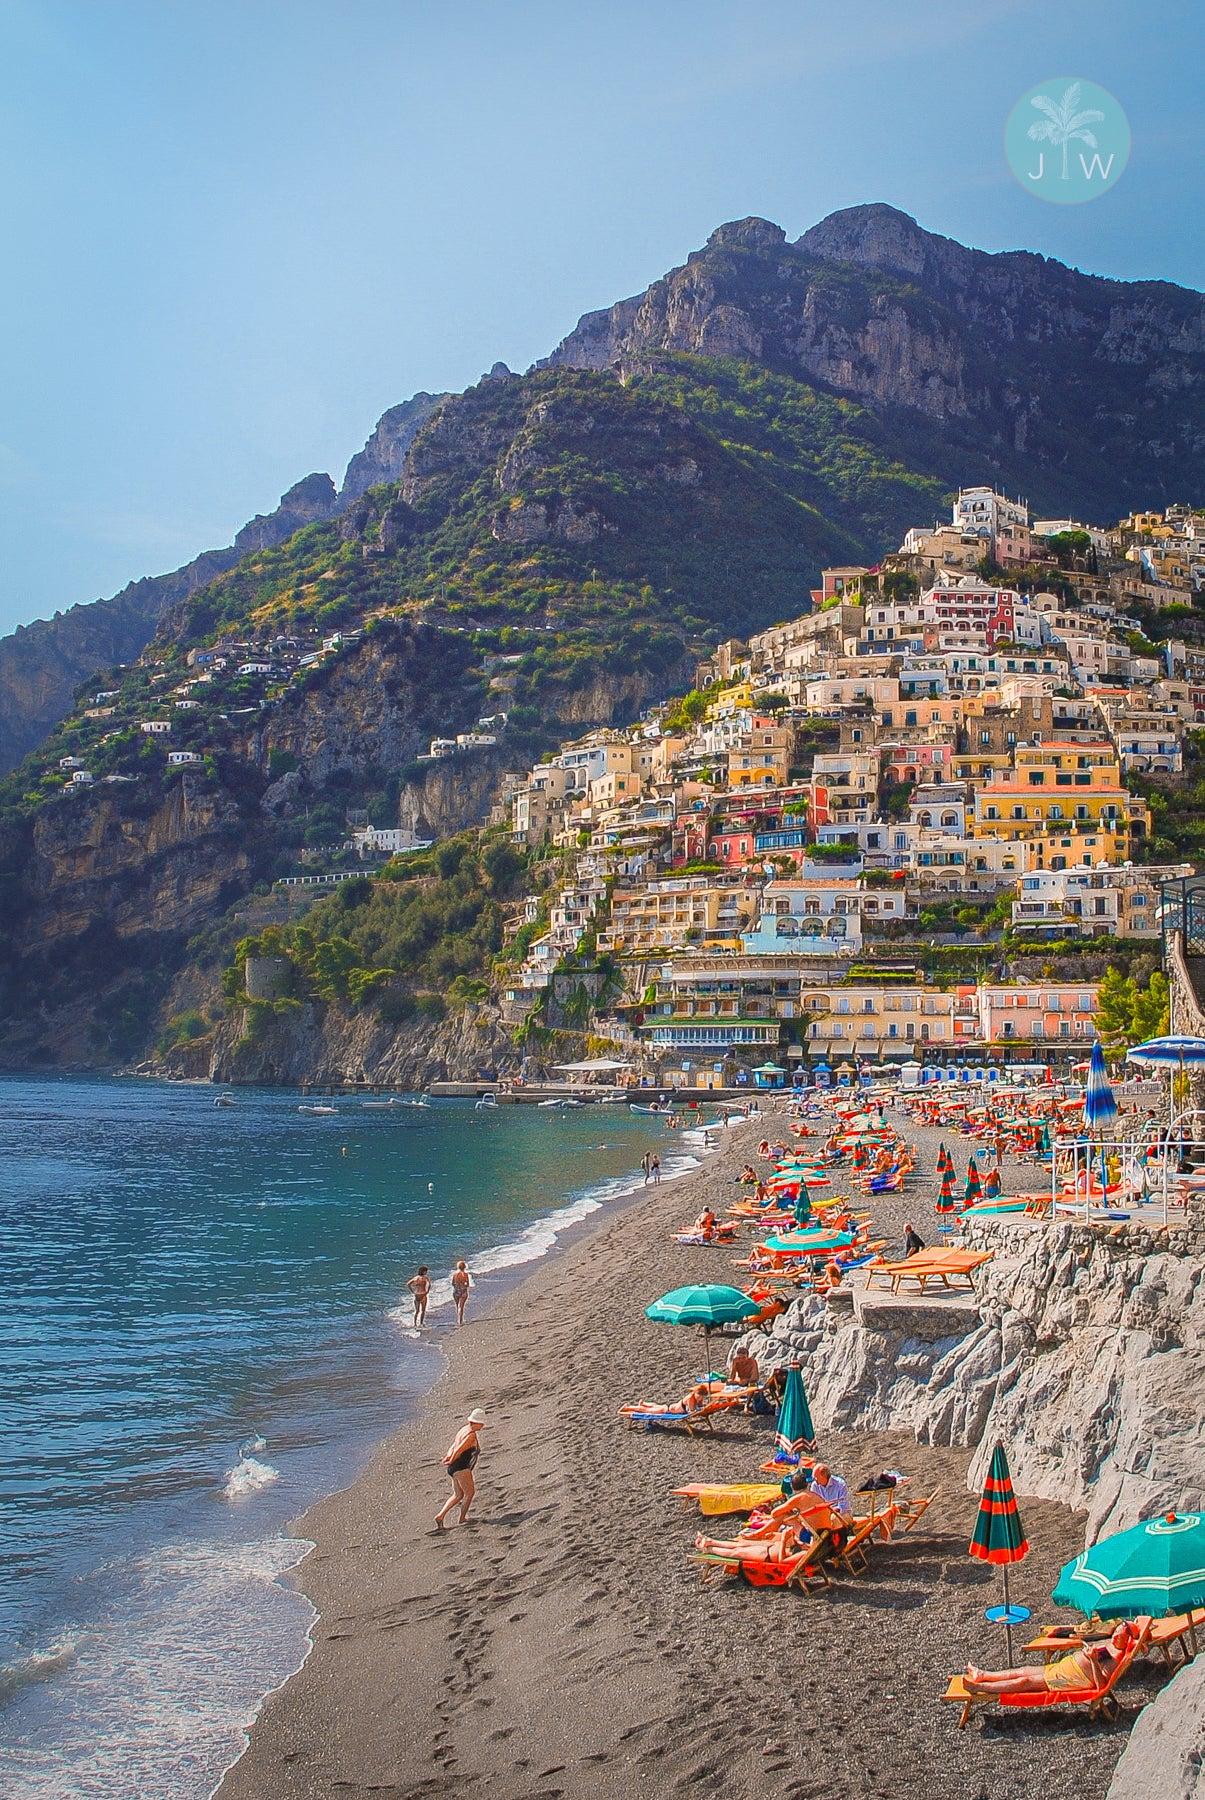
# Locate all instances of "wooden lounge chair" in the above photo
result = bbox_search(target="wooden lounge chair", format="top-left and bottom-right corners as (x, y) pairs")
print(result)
(672, 1482), (783, 1516)
(831, 1505), (899, 1577)
(1023, 1608), (1204, 1673)
(942, 1618), (1153, 1729)
(899, 1486), (941, 1532)
(690, 1543), (832, 1591)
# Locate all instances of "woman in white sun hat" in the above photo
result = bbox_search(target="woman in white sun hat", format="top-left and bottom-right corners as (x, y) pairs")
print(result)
(435, 1408), (487, 1529)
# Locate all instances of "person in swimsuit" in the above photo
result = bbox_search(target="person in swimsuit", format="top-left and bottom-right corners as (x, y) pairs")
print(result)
(406, 1265), (431, 1327)
(964, 1622), (1135, 1695)
(451, 1260), (473, 1326)
(435, 1408), (487, 1528)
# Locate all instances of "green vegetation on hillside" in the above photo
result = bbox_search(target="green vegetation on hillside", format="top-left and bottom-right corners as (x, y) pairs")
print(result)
(223, 833), (533, 1021)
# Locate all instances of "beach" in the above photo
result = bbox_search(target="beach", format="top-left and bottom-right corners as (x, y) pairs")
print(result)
(218, 1107), (1160, 1800)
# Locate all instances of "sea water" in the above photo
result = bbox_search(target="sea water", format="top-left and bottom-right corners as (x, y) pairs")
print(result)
(0, 1077), (704, 1797)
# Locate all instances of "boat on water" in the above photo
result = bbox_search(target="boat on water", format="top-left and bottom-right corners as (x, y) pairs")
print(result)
(629, 1103), (665, 1115)
(361, 1097), (399, 1110)
(474, 1093), (498, 1110)
(212, 1093), (236, 1108)
(298, 1104), (338, 1116)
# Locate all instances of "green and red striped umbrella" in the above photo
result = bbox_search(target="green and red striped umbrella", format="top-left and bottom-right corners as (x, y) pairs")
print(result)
(964, 1155), (983, 1208)
(970, 1442), (1029, 1664)
(937, 1142), (953, 1176)
(970, 1442), (1029, 1565)
(936, 1165), (957, 1214)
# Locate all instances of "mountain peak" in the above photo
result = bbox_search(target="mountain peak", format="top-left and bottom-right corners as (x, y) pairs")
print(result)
(704, 217), (787, 253)
(795, 203), (970, 281)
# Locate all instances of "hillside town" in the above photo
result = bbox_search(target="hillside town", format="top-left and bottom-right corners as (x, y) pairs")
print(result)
(493, 489), (1203, 1084)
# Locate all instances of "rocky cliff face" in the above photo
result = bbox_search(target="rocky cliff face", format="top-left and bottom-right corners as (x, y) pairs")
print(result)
(338, 392), (450, 502)
(163, 993), (520, 1090)
(0, 774), (250, 1067)
(549, 204), (1205, 515)
(747, 1212), (1205, 1542)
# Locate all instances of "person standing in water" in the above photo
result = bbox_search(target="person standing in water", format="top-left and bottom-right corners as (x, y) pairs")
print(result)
(435, 1408), (486, 1529)
(650, 1153), (661, 1184)
(451, 1259), (473, 1326)
(406, 1265), (431, 1327)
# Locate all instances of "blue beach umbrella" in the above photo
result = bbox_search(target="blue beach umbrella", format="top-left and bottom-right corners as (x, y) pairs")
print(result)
(1083, 1041), (1118, 1132)
(1125, 1036), (1205, 1069)
(773, 1364), (816, 1461)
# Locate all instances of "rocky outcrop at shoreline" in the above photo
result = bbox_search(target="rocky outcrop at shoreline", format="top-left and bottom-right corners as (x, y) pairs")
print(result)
(744, 1211), (1205, 1542)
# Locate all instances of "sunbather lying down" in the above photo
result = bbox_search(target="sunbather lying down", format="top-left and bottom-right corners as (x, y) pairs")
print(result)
(623, 1382), (714, 1416)
(964, 1622), (1135, 1694)
(695, 1524), (804, 1562)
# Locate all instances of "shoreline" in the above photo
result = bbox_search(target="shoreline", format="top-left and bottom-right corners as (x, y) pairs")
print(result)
(215, 1109), (1153, 1800)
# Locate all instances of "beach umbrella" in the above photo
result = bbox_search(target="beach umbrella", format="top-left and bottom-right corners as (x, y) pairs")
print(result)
(970, 1442), (1029, 1664)
(964, 1155), (983, 1207)
(1125, 1036), (1205, 1069)
(773, 1363), (816, 1462)
(645, 1284), (761, 1376)
(792, 1179), (812, 1227)
(936, 1164), (957, 1215)
(937, 1142), (953, 1176)
(1084, 1041), (1118, 1132)
(1053, 1511), (1205, 1621)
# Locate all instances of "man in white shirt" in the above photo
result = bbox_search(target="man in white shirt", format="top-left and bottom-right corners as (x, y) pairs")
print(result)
(808, 1463), (853, 1525)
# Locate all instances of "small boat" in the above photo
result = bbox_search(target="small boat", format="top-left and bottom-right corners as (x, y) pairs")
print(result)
(212, 1093), (236, 1108)
(298, 1104), (337, 1116)
(399, 1097), (430, 1109)
(538, 1098), (563, 1108)
(629, 1103), (664, 1115)
(475, 1093), (498, 1110)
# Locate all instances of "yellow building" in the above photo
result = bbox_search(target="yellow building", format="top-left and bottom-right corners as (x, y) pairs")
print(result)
(972, 742), (1150, 865)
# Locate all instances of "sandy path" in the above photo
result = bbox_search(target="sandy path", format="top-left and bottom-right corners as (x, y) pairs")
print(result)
(217, 1107), (1162, 1800)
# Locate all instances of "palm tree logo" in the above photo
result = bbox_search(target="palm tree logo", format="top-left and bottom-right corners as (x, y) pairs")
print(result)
(1027, 82), (1105, 180)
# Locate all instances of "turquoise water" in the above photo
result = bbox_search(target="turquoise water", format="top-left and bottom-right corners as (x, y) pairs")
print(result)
(0, 1078), (690, 1798)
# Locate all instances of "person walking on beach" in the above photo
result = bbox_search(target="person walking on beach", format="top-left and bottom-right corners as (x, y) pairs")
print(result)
(641, 1151), (652, 1185)
(650, 1153), (661, 1184)
(407, 1265), (431, 1327)
(435, 1408), (486, 1529)
(451, 1259), (473, 1326)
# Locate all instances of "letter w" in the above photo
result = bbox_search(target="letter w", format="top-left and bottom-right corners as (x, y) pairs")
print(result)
(1079, 152), (1115, 181)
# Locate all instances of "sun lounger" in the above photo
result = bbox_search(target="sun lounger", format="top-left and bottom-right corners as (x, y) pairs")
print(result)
(832, 1504), (900, 1577)
(618, 1395), (742, 1436)
(1023, 1609), (1203, 1672)
(898, 1486), (941, 1532)
(942, 1618), (1153, 1728)
(691, 1544), (832, 1591)
(869, 1249), (994, 1294)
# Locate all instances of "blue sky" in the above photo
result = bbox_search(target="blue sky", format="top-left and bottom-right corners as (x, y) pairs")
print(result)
(0, 0), (1200, 636)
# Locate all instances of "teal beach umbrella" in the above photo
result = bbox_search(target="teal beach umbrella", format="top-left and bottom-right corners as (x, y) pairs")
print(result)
(646, 1283), (761, 1376)
(773, 1364), (816, 1461)
(1053, 1511), (1205, 1619)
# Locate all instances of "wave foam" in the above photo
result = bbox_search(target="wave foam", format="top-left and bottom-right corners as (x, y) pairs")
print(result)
(223, 1456), (280, 1501)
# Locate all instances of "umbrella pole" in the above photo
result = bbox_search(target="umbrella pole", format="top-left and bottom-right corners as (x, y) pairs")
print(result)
(1003, 1564), (1014, 1667)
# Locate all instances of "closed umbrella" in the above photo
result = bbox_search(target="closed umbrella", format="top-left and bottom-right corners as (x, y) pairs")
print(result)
(792, 1179), (813, 1227)
(646, 1284), (761, 1377)
(1084, 1041), (1118, 1132)
(936, 1164), (957, 1215)
(773, 1364), (816, 1462)
(1053, 1511), (1205, 1622)
(970, 1442), (1029, 1664)
(964, 1155), (983, 1207)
